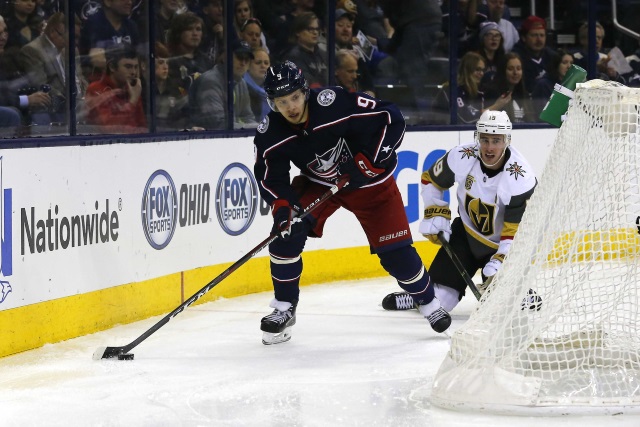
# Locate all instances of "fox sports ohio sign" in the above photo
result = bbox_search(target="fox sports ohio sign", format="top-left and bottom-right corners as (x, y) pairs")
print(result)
(141, 169), (178, 249)
(215, 163), (258, 236)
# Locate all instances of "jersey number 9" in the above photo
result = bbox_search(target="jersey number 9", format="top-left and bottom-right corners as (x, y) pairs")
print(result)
(357, 96), (377, 110)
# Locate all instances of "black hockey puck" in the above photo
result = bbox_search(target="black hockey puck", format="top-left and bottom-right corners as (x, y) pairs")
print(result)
(117, 353), (135, 361)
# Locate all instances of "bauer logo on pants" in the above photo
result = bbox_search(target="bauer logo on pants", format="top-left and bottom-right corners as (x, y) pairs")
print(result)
(141, 170), (178, 250)
(215, 163), (258, 236)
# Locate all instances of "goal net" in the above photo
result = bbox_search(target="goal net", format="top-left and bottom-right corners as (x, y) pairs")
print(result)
(430, 80), (640, 415)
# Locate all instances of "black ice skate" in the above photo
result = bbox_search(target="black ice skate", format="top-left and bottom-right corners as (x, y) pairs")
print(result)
(521, 289), (543, 311)
(261, 299), (297, 345)
(381, 292), (416, 310)
(417, 298), (451, 333)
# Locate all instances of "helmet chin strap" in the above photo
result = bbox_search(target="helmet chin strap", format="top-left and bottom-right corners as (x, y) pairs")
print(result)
(478, 142), (509, 168)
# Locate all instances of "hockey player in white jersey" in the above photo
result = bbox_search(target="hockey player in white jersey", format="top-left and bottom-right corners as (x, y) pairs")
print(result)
(382, 110), (537, 312)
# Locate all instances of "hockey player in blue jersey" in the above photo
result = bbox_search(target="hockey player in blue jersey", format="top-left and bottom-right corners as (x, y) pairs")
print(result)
(382, 110), (538, 313)
(253, 61), (451, 345)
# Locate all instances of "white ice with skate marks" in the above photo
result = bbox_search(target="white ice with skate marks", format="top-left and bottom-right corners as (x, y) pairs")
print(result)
(2, 277), (640, 426)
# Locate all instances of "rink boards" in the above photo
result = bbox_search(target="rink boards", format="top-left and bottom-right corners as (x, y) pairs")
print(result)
(0, 129), (557, 357)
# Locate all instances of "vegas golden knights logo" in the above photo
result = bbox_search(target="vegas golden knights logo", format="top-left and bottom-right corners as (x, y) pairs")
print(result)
(465, 175), (475, 190)
(464, 193), (496, 236)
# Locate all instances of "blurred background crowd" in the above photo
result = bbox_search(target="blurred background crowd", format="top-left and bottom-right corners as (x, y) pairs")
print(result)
(0, 0), (638, 138)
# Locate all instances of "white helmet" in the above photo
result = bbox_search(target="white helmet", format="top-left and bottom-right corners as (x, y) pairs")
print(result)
(475, 110), (511, 168)
(476, 110), (512, 135)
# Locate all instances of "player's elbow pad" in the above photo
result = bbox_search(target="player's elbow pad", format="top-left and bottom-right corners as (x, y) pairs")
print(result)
(421, 182), (447, 210)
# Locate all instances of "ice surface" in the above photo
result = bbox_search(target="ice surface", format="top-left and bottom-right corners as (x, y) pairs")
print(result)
(2, 277), (639, 426)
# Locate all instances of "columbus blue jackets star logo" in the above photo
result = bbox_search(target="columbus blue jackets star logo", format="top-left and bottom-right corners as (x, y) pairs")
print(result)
(257, 116), (269, 133)
(317, 89), (336, 106)
(307, 137), (351, 179)
(459, 147), (477, 159)
(506, 161), (526, 179)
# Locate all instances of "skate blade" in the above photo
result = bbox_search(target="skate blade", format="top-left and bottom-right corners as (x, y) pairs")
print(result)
(262, 327), (293, 345)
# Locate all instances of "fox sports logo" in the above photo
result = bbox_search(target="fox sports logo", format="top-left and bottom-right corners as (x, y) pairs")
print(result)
(215, 163), (258, 236)
(141, 170), (178, 249)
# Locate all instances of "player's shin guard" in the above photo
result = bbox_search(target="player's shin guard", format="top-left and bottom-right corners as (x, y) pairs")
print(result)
(269, 234), (305, 303)
(378, 245), (435, 305)
(270, 254), (302, 302)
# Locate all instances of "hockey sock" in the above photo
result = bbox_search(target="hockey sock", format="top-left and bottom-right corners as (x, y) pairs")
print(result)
(270, 254), (302, 302)
(378, 245), (434, 305)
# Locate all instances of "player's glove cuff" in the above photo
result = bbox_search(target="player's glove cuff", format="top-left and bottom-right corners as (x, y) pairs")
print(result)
(423, 205), (451, 220)
(337, 152), (386, 189)
(491, 253), (506, 263)
(353, 152), (385, 178)
(482, 258), (502, 278)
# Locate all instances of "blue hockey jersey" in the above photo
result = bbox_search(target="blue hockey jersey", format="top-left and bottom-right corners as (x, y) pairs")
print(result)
(253, 86), (406, 206)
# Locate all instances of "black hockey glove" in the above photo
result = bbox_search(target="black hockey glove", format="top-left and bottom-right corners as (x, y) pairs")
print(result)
(271, 199), (310, 240)
(337, 152), (386, 189)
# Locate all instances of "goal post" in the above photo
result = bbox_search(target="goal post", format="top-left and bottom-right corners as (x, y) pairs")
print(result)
(430, 80), (640, 415)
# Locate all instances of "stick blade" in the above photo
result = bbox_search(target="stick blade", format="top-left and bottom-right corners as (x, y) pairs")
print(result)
(92, 346), (126, 360)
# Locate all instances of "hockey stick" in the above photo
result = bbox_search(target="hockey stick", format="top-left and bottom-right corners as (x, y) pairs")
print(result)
(93, 178), (349, 360)
(437, 232), (483, 301)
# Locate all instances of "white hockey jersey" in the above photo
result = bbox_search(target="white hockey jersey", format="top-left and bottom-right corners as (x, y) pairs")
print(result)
(422, 143), (537, 257)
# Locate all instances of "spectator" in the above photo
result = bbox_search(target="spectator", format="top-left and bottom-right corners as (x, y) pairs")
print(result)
(0, 16), (22, 136)
(189, 39), (257, 130)
(335, 8), (395, 85)
(232, 0), (274, 51)
(79, 0), (141, 54)
(482, 51), (536, 123)
(199, 0), (224, 64)
(243, 46), (270, 122)
(167, 12), (214, 95)
(573, 21), (625, 84)
(0, 14), (51, 130)
(354, 0), (394, 44)
(335, 49), (372, 95)
(79, 0), (141, 86)
(284, 12), (327, 88)
(232, 0), (252, 38)
(251, 0), (288, 37)
(379, 0), (442, 124)
(154, 42), (188, 131)
(511, 16), (559, 95)
(440, 0), (482, 56)
(334, 9), (377, 91)
(156, 0), (181, 45)
(251, 0), (290, 46)
(432, 51), (486, 124)
(85, 44), (147, 134)
(475, 21), (505, 83)
(479, 0), (518, 52)
(18, 12), (67, 127)
(239, 17), (268, 53)
(269, 0), (317, 60)
(531, 49), (574, 115)
(478, 0), (511, 20)
(3, 0), (41, 49)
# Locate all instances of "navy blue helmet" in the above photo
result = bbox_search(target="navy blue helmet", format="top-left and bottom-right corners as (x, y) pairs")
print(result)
(263, 61), (309, 111)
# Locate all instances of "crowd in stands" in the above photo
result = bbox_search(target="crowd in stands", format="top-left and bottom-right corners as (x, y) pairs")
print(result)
(0, 0), (640, 137)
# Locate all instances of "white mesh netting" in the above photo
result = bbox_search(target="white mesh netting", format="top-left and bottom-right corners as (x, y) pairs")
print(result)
(430, 80), (640, 415)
